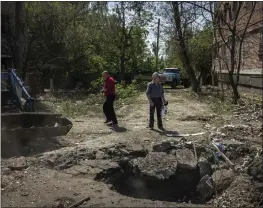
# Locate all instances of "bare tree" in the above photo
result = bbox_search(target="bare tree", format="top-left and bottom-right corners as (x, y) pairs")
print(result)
(189, 2), (259, 103)
(216, 2), (257, 103)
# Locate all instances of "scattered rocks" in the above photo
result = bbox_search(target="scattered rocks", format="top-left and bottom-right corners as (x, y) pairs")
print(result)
(198, 157), (212, 178)
(233, 102), (262, 122)
(247, 155), (263, 182)
(224, 144), (257, 160)
(209, 131), (226, 141)
(40, 147), (96, 170)
(196, 175), (214, 200)
(176, 148), (197, 170)
(212, 169), (234, 192)
(54, 197), (75, 208)
(211, 163), (229, 173)
(95, 150), (109, 160)
(129, 152), (177, 180)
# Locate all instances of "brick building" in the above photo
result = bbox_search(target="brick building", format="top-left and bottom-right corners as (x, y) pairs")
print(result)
(212, 2), (263, 93)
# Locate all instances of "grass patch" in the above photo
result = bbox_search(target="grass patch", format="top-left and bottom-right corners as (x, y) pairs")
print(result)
(42, 94), (104, 118)
(41, 81), (148, 118)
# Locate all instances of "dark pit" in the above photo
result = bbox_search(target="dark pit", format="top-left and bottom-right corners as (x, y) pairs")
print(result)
(97, 151), (214, 204)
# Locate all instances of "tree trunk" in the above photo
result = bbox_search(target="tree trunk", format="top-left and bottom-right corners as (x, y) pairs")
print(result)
(228, 71), (239, 104)
(172, 2), (200, 92)
(14, 2), (25, 76)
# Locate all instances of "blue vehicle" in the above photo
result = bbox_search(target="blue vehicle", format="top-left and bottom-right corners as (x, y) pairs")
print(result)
(159, 68), (190, 89)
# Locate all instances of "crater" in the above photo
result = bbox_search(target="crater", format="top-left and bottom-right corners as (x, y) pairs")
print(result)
(96, 151), (214, 204)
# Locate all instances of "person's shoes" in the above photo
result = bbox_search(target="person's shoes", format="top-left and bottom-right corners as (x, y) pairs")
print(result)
(147, 126), (154, 130)
(104, 119), (111, 123)
(108, 122), (118, 127)
(158, 126), (165, 131)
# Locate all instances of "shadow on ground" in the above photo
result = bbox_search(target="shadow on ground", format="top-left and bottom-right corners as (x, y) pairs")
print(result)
(1, 136), (65, 159)
(152, 129), (179, 136)
(111, 126), (128, 133)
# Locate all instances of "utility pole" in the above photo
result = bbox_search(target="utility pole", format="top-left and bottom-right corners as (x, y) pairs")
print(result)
(155, 19), (160, 72)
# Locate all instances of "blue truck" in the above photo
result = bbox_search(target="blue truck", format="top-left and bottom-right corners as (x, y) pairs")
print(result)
(159, 68), (191, 89)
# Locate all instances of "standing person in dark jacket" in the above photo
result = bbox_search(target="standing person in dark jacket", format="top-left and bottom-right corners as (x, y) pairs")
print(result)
(146, 72), (167, 131)
(101, 71), (118, 126)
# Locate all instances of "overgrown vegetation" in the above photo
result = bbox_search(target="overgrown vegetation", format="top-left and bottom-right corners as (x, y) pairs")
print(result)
(4, 2), (259, 104)
(23, 2), (156, 88)
(42, 81), (148, 117)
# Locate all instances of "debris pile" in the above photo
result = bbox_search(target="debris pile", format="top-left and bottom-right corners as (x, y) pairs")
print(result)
(233, 103), (262, 122)
(92, 139), (237, 203)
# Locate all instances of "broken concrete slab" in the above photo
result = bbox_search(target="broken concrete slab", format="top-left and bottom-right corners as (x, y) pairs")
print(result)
(78, 160), (122, 181)
(103, 143), (147, 159)
(196, 175), (214, 200)
(80, 160), (120, 171)
(1, 167), (11, 175)
(7, 157), (28, 171)
(176, 148), (197, 170)
(129, 152), (177, 180)
(198, 157), (212, 178)
(152, 141), (173, 152)
(123, 144), (147, 157)
(212, 169), (234, 192)
(221, 140), (244, 148)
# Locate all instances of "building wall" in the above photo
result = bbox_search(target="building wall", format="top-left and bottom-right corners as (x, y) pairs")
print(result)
(212, 2), (263, 91)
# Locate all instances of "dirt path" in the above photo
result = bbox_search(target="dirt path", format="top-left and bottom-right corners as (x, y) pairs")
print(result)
(65, 90), (213, 149)
(2, 89), (261, 207)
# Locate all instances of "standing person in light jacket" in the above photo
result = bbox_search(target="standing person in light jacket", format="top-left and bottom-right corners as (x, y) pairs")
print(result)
(146, 72), (167, 131)
(101, 71), (118, 127)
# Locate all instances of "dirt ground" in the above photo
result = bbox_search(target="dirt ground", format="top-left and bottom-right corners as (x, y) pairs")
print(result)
(1, 88), (262, 207)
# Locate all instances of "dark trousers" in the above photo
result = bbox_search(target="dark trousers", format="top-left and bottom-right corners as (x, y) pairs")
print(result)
(149, 97), (163, 128)
(103, 95), (118, 124)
